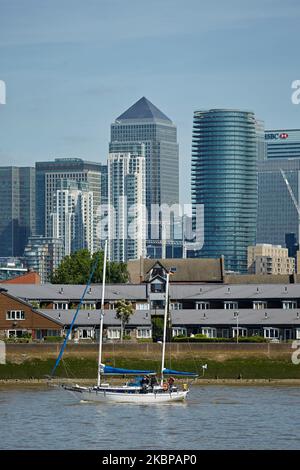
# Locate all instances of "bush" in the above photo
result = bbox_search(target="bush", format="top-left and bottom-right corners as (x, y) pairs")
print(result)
(172, 335), (267, 343)
(43, 336), (63, 343)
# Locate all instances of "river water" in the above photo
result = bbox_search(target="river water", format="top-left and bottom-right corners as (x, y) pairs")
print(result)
(0, 385), (300, 450)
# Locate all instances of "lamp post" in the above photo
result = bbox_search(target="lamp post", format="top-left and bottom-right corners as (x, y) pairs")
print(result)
(234, 311), (239, 344)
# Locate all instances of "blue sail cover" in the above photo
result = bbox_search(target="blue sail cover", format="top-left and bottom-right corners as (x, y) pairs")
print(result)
(101, 365), (156, 375)
(163, 368), (198, 377)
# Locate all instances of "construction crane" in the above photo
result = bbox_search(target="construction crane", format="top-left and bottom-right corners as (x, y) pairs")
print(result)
(280, 168), (300, 244)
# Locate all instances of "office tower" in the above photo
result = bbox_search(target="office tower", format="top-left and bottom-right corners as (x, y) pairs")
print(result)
(285, 233), (299, 258)
(247, 243), (295, 275)
(51, 180), (94, 256)
(24, 235), (64, 283)
(0, 167), (35, 257)
(35, 158), (107, 250)
(110, 97), (179, 257)
(108, 152), (146, 262)
(265, 129), (300, 159)
(191, 109), (263, 273)
(257, 158), (300, 247)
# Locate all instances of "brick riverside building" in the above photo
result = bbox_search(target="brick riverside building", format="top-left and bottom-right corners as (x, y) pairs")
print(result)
(0, 288), (62, 339)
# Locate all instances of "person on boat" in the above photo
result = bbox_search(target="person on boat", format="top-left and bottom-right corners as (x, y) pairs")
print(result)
(150, 375), (158, 389)
(168, 376), (175, 390)
(141, 375), (150, 393)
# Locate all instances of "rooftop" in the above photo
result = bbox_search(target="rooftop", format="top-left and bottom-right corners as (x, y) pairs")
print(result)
(115, 97), (172, 123)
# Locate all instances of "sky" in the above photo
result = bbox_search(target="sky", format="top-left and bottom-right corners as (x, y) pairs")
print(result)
(1, 0), (300, 203)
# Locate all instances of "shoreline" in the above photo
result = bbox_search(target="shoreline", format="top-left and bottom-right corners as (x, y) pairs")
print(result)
(1, 377), (300, 388)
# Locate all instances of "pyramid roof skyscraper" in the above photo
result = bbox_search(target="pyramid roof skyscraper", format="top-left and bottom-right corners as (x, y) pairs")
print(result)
(116, 97), (172, 123)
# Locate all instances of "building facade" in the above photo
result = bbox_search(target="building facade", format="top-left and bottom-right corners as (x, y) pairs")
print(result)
(23, 236), (64, 283)
(191, 109), (263, 273)
(265, 129), (300, 159)
(110, 97), (179, 257)
(0, 167), (35, 257)
(35, 158), (107, 251)
(108, 152), (146, 262)
(247, 244), (295, 275)
(257, 158), (300, 247)
(51, 180), (94, 256)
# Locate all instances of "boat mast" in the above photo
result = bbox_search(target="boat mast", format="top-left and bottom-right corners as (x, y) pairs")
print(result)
(97, 239), (108, 387)
(160, 271), (170, 386)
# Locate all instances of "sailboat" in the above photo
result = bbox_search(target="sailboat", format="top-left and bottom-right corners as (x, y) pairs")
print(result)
(53, 240), (198, 403)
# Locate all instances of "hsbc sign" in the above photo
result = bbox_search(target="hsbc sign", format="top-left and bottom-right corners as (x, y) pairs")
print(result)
(265, 132), (289, 140)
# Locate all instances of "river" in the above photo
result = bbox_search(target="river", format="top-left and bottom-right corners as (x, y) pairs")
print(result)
(0, 384), (299, 449)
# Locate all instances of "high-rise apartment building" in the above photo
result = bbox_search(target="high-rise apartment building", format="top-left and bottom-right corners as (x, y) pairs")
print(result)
(51, 180), (94, 256)
(191, 109), (264, 273)
(24, 235), (64, 283)
(108, 152), (146, 262)
(247, 243), (295, 275)
(35, 158), (107, 251)
(110, 97), (179, 257)
(0, 167), (35, 257)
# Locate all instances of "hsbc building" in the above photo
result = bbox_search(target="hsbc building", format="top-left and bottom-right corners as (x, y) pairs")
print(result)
(265, 129), (300, 159)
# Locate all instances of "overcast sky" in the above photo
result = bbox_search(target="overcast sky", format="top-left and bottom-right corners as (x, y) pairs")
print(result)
(1, 0), (300, 202)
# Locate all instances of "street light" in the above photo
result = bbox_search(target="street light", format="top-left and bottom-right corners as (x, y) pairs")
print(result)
(234, 311), (239, 344)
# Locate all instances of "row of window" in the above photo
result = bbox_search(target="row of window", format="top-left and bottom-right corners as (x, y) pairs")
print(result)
(39, 300), (300, 311)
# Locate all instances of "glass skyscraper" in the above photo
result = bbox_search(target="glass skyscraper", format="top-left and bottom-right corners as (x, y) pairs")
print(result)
(257, 158), (300, 247)
(110, 97), (179, 257)
(265, 129), (300, 159)
(0, 166), (35, 257)
(191, 109), (263, 273)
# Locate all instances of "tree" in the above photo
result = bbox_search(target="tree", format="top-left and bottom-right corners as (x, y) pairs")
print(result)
(115, 299), (134, 342)
(51, 249), (129, 284)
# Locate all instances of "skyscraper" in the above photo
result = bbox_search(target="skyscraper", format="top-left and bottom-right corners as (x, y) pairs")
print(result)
(257, 158), (300, 247)
(265, 129), (300, 159)
(191, 109), (263, 273)
(35, 158), (107, 251)
(0, 166), (35, 257)
(108, 152), (146, 262)
(110, 97), (179, 257)
(51, 180), (94, 256)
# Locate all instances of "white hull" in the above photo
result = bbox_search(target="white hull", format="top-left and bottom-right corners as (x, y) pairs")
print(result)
(65, 385), (188, 403)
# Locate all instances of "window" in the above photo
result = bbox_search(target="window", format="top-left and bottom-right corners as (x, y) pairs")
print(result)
(196, 302), (210, 310)
(172, 327), (187, 337)
(151, 283), (164, 293)
(263, 328), (280, 339)
(53, 303), (68, 310)
(8, 330), (25, 338)
(136, 328), (152, 339)
(296, 328), (300, 340)
(201, 327), (217, 338)
(222, 328), (229, 338)
(136, 303), (149, 310)
(6, 310), (25, 320)
(78, 328), (94, 339)
(170, 302), (182, 310)
(253, 301), (267, 310)
(282, 301), (297, 309)
(82, 302), (96, 310)
(107, 328), (121, 339)
(224, 301), (238, 310)
(232, 327), (247, 337)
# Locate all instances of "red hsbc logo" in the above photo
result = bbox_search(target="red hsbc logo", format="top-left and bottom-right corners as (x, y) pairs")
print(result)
(280, 133), (289, 139)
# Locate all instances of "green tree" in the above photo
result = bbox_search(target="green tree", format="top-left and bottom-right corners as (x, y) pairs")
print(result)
(51, 249), (129, 284)
(115, 299), (134, 342)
